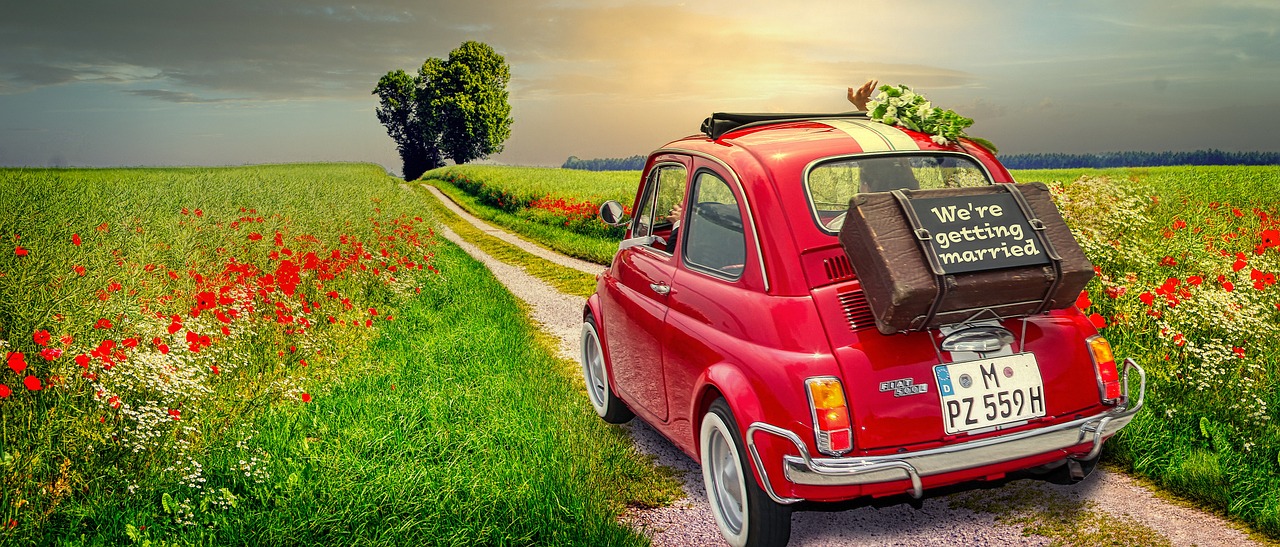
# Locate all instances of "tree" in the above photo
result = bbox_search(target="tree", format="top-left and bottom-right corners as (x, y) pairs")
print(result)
(373, 41), (513, 180)
(373, 69), (442, 181)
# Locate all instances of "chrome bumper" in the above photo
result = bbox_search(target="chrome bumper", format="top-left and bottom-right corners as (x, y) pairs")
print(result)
(745, 358), (1145, 504)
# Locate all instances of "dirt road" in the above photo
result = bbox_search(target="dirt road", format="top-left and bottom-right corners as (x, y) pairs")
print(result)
(416, 183), (1260, 546)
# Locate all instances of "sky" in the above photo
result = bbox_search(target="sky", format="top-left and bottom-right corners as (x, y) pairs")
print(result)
(2, 0), (1278, 173)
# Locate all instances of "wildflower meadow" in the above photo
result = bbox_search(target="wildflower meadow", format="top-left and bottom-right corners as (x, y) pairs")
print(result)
(0, 164), (672, 545)
(1039, 166), (1280, 534)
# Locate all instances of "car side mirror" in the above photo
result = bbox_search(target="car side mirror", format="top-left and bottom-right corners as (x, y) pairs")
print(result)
(599, 200), (628, 226)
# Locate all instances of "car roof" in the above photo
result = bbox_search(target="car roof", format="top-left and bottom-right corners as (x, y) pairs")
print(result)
(650, 114), (1013, 295)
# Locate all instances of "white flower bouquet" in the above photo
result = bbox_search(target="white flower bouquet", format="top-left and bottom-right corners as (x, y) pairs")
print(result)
(866, 84), (997, 153)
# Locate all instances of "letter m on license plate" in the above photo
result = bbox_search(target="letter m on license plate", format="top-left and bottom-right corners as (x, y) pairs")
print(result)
(933, 353), (1045, 435)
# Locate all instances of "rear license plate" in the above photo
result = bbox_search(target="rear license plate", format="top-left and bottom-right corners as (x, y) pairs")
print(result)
(934, 353), (1045, 435)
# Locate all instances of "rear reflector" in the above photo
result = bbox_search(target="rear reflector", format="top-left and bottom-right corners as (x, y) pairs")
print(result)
(1087, 335), (1122, 403)
(806, 377), (853, 455)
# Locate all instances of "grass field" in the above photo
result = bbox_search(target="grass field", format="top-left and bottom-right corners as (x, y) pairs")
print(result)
(434, 163), (1280, 538)
(0, 164), (676, 545)
(422, 166), (641, 264)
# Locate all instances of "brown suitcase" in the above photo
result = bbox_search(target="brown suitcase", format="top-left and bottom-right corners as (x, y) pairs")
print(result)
(838, 182), (1093, 334)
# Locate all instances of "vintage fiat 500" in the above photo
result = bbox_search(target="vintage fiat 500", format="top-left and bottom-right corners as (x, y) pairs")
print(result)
(581, 112), (1143, 547)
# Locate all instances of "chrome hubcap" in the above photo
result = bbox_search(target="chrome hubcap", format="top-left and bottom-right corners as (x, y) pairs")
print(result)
(709, 428), (745, 533)
(581, 325), (607, 408)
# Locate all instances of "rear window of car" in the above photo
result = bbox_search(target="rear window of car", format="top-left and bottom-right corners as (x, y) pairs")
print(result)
(806, 154), (993, 233)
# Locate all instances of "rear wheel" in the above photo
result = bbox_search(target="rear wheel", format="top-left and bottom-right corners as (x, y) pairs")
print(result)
(701, 398), (791, 547)
(580, 316), (633, 424)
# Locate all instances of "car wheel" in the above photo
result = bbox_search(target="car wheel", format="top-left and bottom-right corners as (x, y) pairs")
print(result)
(701, 398), (791, 547)
(580, 316), (633, 424)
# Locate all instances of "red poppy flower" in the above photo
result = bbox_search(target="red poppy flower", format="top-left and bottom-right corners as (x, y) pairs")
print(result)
(96, 222), (109, 231)
(72, 233), (81, 246)
(1186, 275), (1203, 286)
(0, 384), (8, 398)
(1172, 219), (1186, 230)
(1088, 313), (1107, 329)
(1233, 347), (1246, 359)
(1172, 333), (1186, 347)
(1233, 208), (1243, 217)
(33, 330), (51, 346)
(1232, 258), (1247, 272)
(1223, 281), (1235, 292)
(14, 246), (28, 256)
(94, 318), (113, 329)
(194, 209), (203, 217)
(210, 365), (220, 374)
(122, 338), (138, 348)
(301, 393), (312, 403)
(168, 409), (181, 420)
(23, 376), (41, 391)
(75, 354), (90, 368)
(72, 264), (86, 276)
(7, 352), (26, 373)
(1262, 229), (1280, 249)
(1159, 256), (1177, 267)
(196, 291), (217, 310)
(40, 348), (62, 361)
(108, 395), (121, 409)
(248, 232), (263, 241)
(1139, 292), (1155, 306)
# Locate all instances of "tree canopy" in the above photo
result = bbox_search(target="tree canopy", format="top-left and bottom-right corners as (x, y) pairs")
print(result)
(373, 41), (512, 180)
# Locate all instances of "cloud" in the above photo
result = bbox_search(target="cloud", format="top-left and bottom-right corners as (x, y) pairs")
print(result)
(123, 89), (240, 104)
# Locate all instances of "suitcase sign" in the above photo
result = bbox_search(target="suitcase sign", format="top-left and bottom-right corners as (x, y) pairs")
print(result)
(904, 193), (1051, 275)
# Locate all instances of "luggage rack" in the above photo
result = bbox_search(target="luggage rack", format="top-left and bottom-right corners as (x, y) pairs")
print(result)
(701, 111), (868, 140)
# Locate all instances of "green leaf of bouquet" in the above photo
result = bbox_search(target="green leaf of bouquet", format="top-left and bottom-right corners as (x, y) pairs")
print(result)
(966, 136), (999, 155)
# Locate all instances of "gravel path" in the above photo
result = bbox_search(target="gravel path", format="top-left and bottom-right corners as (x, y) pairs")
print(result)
(412, 184), (1261, 546)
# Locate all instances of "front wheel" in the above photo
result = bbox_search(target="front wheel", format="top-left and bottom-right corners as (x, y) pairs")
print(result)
(580, 316), (633, 424)
(701, 398), (791, 547)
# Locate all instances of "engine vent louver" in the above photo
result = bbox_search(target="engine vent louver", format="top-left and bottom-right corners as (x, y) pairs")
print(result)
(838, 289), (875, 331)
(823, 255), (855, 283)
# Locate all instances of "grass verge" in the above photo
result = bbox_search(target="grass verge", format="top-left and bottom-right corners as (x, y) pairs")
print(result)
(422, 178), (619, 265)
(411, 183), (599, 298)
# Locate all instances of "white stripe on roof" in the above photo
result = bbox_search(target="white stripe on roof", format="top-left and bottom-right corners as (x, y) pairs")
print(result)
(824, 119), (920, 152)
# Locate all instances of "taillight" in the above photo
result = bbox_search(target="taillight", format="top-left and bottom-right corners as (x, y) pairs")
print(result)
(1087, 335), (1122, 404)
(805, 377), (853, 456)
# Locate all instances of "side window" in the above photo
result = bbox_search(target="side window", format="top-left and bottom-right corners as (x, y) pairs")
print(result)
(684, 172), (746, 279)
(631, 164), (687, 250)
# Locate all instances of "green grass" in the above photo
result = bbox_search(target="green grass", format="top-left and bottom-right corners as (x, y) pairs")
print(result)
(411, 183), (599, 298)
(0, 164), (677, 545)
(1011, 165), (1280, 538)
(426, 165), (639, 207)
(421, 167), (640, 265)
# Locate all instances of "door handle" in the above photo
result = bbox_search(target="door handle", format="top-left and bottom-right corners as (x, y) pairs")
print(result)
(649, 282), (671, 295)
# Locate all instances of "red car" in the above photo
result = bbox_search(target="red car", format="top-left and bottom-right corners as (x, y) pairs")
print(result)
(583, 113), (1143, 547)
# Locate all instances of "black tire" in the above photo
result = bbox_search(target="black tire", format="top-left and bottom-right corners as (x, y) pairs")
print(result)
(580, 315), (633, 424)
(701, 398), (792, 547)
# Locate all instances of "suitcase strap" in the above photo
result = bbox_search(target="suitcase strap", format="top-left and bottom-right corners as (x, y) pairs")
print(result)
(1002, 184), (1064, 314)
(890, 189), (951, 330)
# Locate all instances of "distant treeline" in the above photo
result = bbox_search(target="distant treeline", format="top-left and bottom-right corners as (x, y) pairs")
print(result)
(999, 149), (1280, 169)
(565, 150), (1280, 171)
(562, 155), (646, 171)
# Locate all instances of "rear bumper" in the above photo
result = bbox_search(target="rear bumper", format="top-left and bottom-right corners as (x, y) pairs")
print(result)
(746, 358), (1145, 504)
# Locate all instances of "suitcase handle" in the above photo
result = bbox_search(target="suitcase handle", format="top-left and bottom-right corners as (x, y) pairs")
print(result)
(1000, 183), (1064, 314)
(890, 189), (951, 330)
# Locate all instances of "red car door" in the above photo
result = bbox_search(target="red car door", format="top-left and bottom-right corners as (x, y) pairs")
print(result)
(602, 156), (690, 422)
